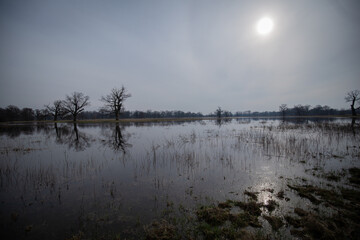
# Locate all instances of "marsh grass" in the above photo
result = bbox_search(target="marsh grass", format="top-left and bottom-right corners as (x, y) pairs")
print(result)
(263, 215), (283, 231)
(348, 167), (360, 185)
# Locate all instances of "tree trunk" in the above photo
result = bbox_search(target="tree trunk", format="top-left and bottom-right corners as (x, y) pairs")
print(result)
(73, 113), (77, 122)
(116, 111), (119, 121)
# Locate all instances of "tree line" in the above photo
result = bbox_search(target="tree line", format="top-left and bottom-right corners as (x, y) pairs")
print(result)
(277, 90), (360, 118)
(0, 88), (359, 122)
(212, 105), (351, 118)
(0, 106), (205, 122)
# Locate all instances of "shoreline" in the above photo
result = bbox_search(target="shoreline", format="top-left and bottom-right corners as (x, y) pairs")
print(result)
(0, 115), (358, 125)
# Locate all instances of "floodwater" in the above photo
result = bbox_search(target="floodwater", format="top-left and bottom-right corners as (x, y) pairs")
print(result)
(0, 118), (359, 239)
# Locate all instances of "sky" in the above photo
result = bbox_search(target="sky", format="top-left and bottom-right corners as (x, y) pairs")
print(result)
(1, 0), (359, 114)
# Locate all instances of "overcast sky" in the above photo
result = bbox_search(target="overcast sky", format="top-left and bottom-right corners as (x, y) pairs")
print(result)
(1, 0), (359, 113)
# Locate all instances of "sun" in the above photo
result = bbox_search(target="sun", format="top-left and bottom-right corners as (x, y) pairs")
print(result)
(256, 17), (274, 35)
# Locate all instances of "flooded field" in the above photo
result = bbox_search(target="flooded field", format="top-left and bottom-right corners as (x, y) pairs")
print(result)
(0, 118), (359, 239)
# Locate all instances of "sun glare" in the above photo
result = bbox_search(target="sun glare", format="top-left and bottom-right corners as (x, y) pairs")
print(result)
(257, 17), (274, 35)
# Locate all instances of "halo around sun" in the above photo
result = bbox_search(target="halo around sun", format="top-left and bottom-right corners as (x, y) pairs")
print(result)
(256, 17), (274, 35)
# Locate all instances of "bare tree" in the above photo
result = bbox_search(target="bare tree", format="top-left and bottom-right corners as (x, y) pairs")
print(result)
(5, 105), (21, 121)
(35, 109), (49, 121)
(45, 100), (63, 121)
(101, 86), (131, 120)
(345, 90), (360, 116)
(303, 105), (311, 115)
(21, 108), (34, 121)
(293, 104), (310, 116)
(63, 92), (90, 122)
(279, 104), (288, 118)
(216, 107), (222, 118)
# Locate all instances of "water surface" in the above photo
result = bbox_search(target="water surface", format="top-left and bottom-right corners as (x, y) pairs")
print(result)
(0, 118), (359, 239)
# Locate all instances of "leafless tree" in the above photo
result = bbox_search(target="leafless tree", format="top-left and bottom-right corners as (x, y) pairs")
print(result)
(216, 107), (222, 118)
(45, 100), (63, 121)
(35, 109), (49, 121)
(345, 90), (360, 116)
(279, 104), (288, 118)
(293, 104), (310, 116)
(63, 92), (90, 122)
(101, 86), (131, 120)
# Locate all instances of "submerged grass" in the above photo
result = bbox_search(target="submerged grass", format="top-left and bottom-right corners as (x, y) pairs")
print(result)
(348, 167), (360, 185)
(287, 183), (360, 212)
(196, 205), (230, 226)
(140, 198), (267, 240)
(193, 199), (264, 239)
(190, 166), (360, 239)
(286, 208), (343, 240)
(244, 190), (259, 201)
(263, 215), (283, 231)
(144, 220), (177, 240)
(263, 200), (278, 212)
(285, 174), (360, 240)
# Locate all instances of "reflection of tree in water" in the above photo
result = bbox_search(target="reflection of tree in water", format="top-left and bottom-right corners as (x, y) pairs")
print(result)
(215, 118), (232, 127)
(0, 124), (51, 138)
(53, 123), (91, 151)
(351, 118), (359, 135)
(0, 125), (31, 138)
(215, 118), (222, 126)
(101, 124), (131, 153)
(54, 123), (70, 144)
(68, 124), (91, 151)
(236, 118), (251, 124)
(223, 118), (232, 123)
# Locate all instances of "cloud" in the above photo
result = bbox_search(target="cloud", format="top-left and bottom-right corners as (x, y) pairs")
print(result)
(1, 0), (359, 113)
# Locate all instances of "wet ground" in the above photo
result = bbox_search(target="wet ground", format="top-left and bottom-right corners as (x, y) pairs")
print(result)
(0, 118), (359, 239)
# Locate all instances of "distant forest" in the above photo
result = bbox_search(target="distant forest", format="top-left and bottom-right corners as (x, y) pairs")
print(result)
(0, 104), (352, 122)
